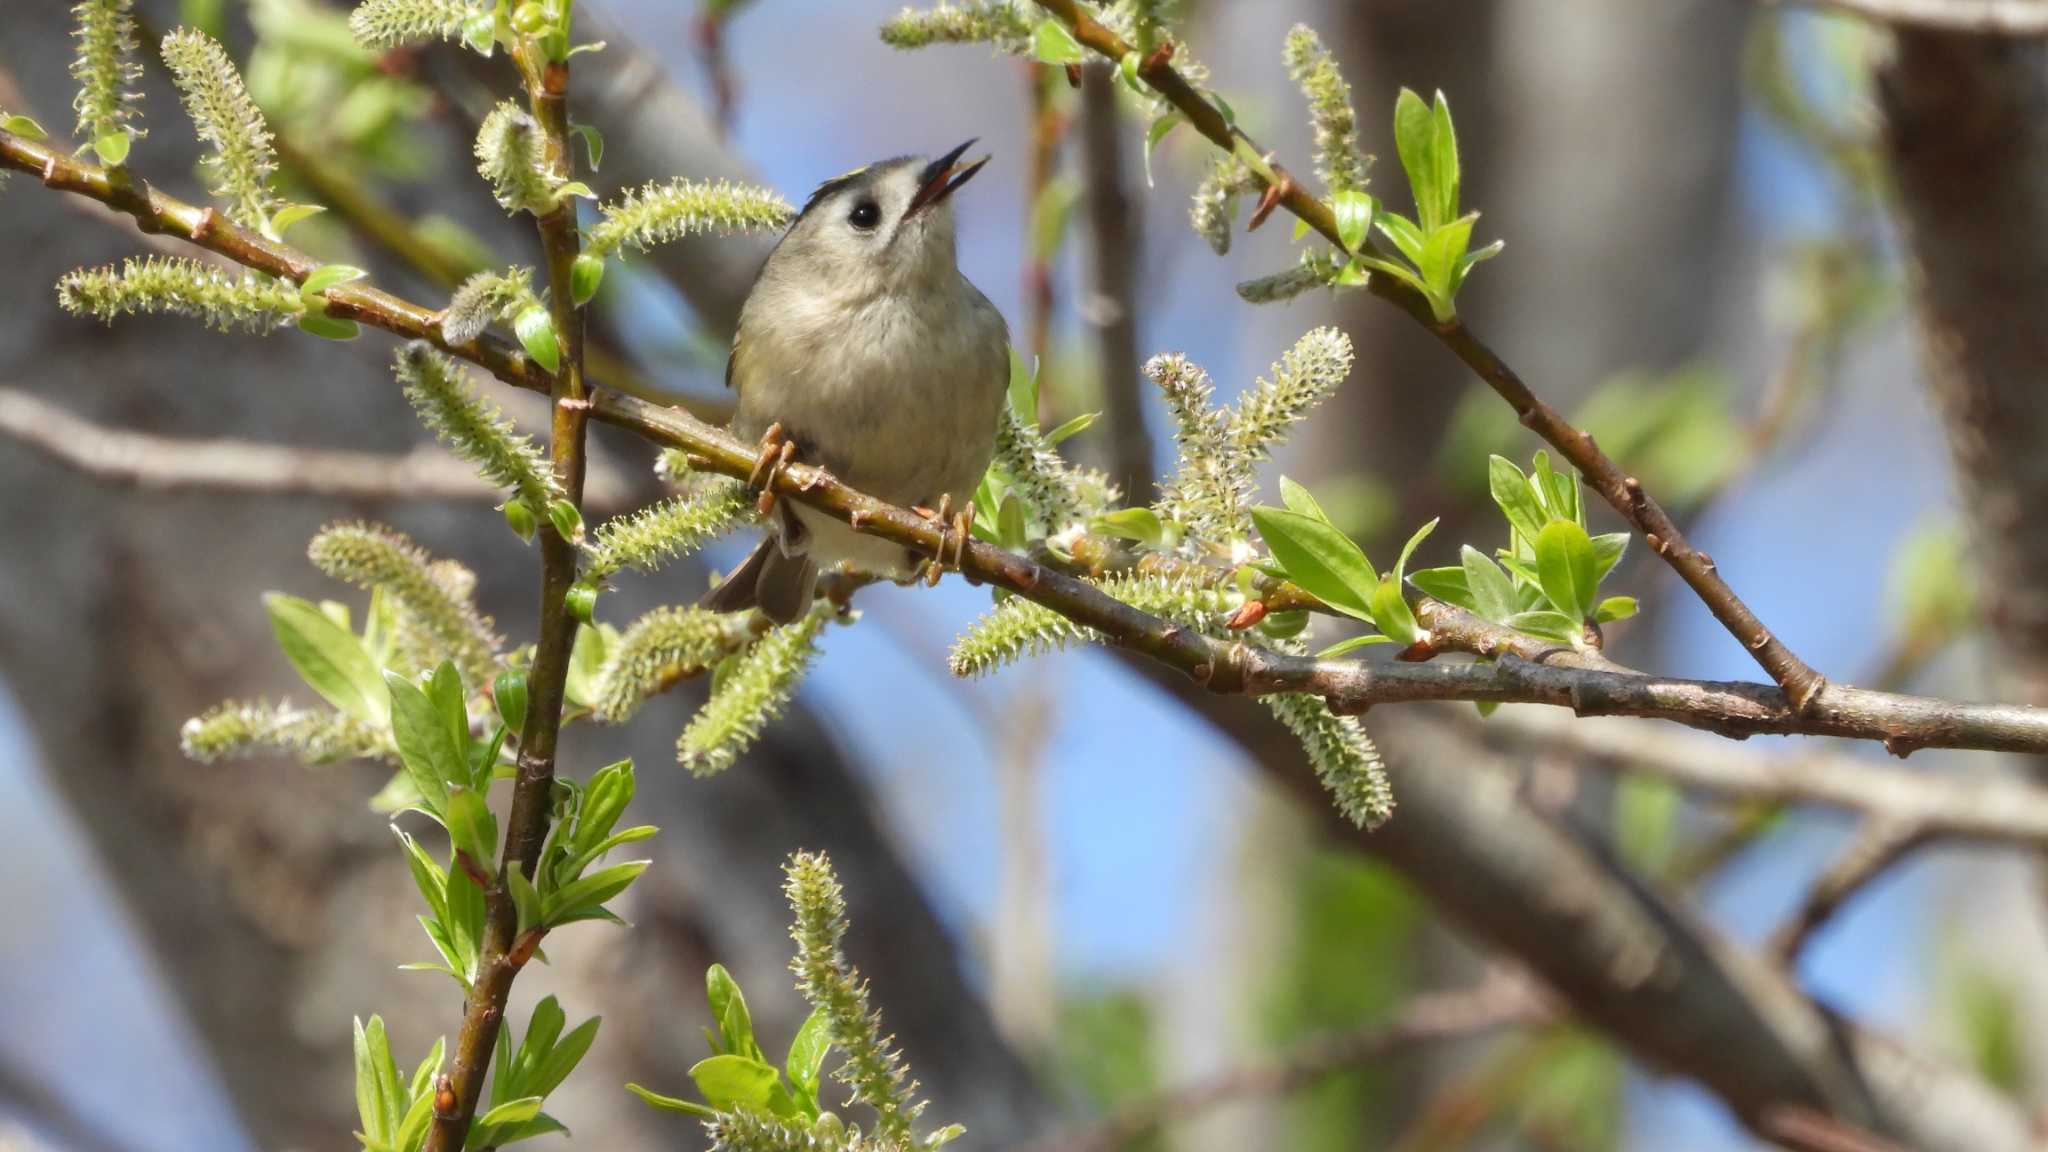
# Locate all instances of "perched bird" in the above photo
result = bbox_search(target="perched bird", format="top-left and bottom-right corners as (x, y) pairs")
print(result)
(703, 141), (1009, 623)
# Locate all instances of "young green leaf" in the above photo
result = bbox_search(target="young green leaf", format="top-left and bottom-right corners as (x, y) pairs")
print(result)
(1507, 609), (1580, 642)
(543, 860), (649, 926)
(1487, 455), (1546, 543)
(1595, 595), (1639, 623)
(444, 784), (497, 868)
(624, 1082), (715, 1117)
(1278, 475), (1331, 521)
(1332, 188), (1374, 252)
(1375, 209), (1426, 264)
(688, 1053), (781, 1113)
(353, 1016), (404, 1148)
(528, 1016), (600, 1100)
(1591, 532), (1629, 585)
(1407, 565), (1472, 611)
(475, 1097), (544, 1128)
(1534, 519), (1600, 622)
(264, 592), (388, 725)
(1460, 544), (1518, 622)
(1251, 507), (1376, 621)
(1392, 517), (1438, 584)
(1030, 18), (1084, 65)
(1392, 88), (1438, 231)
(1370, 574), (1422, 647)
(1319, 633), (1396, 657)
(784, 1007), (831, 1105)
(1089, 507), (1164, 546)
(386, 670), (464, 815)
(707, 964), (765, 1062)
(514, 307), (561, 374)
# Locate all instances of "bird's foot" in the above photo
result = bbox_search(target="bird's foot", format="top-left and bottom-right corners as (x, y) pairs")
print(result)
(914, 494), (975, 587)
(747, 422), (798, 517)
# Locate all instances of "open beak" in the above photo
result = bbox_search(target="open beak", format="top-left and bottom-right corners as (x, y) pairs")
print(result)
(907, 138), (991, 216)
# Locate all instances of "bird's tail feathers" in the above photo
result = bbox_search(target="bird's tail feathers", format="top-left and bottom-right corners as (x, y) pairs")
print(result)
(698, 536), (817, 625)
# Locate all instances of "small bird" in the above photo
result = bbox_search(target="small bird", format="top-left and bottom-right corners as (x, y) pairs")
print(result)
(702, 141), (1010, 623)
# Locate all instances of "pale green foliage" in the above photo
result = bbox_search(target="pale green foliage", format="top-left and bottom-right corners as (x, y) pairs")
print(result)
(348, 0), (484, 50)
(161, 28), (282, 229)
(180, 698), (391, 764)
(950, 573), (1220, 677)
(476, 102), (562, 216)
(1265, 693), (1393, 829)
(584, 482), (754, 580)
(442, 267), (542, 345)
(588, 606), (737, 723)
(586, 179), (795, 259)
(71, 0), (145, 152)
(784, 851), (924, 1145)
(878, 1), (1033, 52)
(57, 256), (304, 333)
(1282, 24), (1369, 194)
(1235, 252), (1342, 305)
(992, 406), (1115, 538)
(308, 522), (502, 687)
(397, 342), (563, 517)
(678, 608), (828, 776)
(1190, 154), (1256, 256)
(1151, 329), (1353, 542)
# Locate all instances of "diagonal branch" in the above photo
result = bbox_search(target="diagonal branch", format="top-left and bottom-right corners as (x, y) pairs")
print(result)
(1020, 974), (1547, 1152)
(1769, 0), (2048, 35)
(1027, 0), (1829, 710)
(1768, 818), (1932, 965)
(422, 49), (595, 1152)
(10, 129), (2048, 753)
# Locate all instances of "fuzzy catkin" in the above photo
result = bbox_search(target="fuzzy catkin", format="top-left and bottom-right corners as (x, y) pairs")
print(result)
(161, 28), (280, 227)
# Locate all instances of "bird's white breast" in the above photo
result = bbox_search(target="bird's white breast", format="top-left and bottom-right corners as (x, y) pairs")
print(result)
(731, 271), (1008, 574)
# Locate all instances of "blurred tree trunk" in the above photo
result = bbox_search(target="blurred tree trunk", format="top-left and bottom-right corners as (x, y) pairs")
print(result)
(1876, 33), (2048, 705)
(0, 5), (1046, 1147)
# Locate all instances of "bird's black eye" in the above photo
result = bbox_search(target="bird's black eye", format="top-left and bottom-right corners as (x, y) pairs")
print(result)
(848, 198), (881, 231)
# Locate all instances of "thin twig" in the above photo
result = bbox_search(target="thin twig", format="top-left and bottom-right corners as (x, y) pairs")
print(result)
(11, 129), (2048, 757)
(1022, 975), (1547, 1152)
(1768, 819), (1931, 965)
(1767, 0), (2048, 35)
(1028, 0), (1829, 710)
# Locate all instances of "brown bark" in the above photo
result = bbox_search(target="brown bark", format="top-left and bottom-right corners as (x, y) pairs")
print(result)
(1877, 33), (2048, 704)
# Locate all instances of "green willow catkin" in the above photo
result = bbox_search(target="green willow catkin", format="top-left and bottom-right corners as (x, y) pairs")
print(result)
(161, 28), (280, 228)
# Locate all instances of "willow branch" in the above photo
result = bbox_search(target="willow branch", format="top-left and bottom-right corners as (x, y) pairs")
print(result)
(1028, 0), (1827, 709)
(1768, 820), (1932, 965)
(12, 127), (2048, 757)
(423, 50), (593, 1152)
(1022, 974), (1547, 1152)
(1768, 0), (2048, 34)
